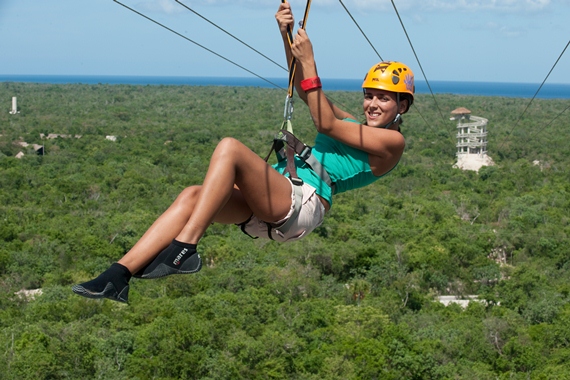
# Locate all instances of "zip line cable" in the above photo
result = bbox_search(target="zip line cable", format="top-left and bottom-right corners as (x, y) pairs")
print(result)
(165, 0), (568, 161)
(390, 0), (448, 130)
(391, 0), (569, 155)
(117, 0), (570, 140)
(390, 1), (569, 155)
(337, 0), (434, 132)
(174, 0), (288, 72)
(527, 102), (570, 140)
(338, 0), (383, 61)
(113, 0), (285, 90)
(498, 39), (570, 150)
(338, 1), (568, 156)
(113, 0), (358, 121)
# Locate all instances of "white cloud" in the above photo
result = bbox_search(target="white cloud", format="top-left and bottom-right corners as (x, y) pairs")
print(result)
(350, 0), (394, 11)
(132, 0), (554, 13)
(172, 0), (277, 7)
(348, 0), (552, 13)
(135, 0), (185, 14)
(477, 21), (527, 37)
(180, 0), (553, 14)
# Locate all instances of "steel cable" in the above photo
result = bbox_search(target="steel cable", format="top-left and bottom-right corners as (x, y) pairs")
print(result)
(113, 0), (285, 90)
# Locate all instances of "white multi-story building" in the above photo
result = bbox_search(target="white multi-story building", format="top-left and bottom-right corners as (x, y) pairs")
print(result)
(9, 97), (19, 114)
(451, 107), (494, 171)
(452, 107), (488, 155)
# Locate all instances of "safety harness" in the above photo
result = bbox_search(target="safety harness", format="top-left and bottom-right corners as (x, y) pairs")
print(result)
(244, 0), (333, 240)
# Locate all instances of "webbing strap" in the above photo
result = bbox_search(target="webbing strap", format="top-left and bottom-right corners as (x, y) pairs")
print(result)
(305, 154), (333, 189)
(285, 136), (299, 185)
(277, 130), (333, 188)
(282, 118), (293, 134)
(264, 130), (334, 190)
(282, 0), (312, 99)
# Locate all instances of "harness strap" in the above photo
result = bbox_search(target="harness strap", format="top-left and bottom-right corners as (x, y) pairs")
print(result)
(260, 129), (334, 240)
(279, 130), (333, 188)
(264, 130), (334, 192)
(282, 0), (312, 99)
(239, 214), (258, 239)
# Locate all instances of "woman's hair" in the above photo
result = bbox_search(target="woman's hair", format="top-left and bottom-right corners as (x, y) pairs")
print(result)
(400, 93), (413, 114)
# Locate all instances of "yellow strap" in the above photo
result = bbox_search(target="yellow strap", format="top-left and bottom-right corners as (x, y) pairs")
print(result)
(281, 119), (293, 134)
(280, 0), (312, 134)
(281, 0), (312, 98)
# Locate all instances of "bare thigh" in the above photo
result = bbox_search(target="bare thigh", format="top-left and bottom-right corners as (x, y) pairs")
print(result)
(210, 138), (294, 224)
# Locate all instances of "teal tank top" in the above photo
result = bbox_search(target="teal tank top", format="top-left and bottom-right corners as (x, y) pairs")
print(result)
(272, 119), (393, 207)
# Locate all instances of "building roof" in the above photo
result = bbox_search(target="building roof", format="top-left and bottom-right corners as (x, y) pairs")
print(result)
(451, 107), (472, 115)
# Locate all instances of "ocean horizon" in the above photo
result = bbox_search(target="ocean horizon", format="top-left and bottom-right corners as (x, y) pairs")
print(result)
(2, 74), (570, 99)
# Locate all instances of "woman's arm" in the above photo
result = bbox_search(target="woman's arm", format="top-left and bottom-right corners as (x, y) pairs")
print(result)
(290, 29), (405, 173)
(275, 3), (354, 121)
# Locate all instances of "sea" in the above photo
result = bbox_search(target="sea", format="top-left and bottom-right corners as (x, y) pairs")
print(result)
(1, 75), (570, 99)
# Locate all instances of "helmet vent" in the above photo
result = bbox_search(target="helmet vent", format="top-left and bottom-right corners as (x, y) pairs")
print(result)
(392, 69), (400, 85)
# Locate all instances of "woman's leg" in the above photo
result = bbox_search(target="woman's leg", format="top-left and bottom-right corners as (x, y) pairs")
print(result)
(73, 138), (291, 300)
(176, 137), (293, 244)
(119, 137), (291, 274)
(116, 185), (201, 274)
(117, 185), (251, 274)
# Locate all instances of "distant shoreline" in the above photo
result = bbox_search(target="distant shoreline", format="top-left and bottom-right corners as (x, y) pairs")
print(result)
(1, 75), (570, 99)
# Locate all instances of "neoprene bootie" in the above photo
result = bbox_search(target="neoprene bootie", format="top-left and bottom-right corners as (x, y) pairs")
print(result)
(133, 239), (202, 279)
(72, 262), (131, 303)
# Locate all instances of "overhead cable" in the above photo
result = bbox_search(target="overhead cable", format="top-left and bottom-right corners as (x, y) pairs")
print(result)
(498, 39), (570, 150)
(527, 102), (570, 140)
(113, 0), (285, 90)
(174, 0), (288, 72)
(338, 0), (383, 61)
(390, 0), (447, 129)
(337, 0), (437, 133)
(113, 0), (358, 118)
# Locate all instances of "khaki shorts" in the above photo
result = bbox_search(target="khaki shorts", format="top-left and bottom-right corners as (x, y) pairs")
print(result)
(238, 179), (326, 242)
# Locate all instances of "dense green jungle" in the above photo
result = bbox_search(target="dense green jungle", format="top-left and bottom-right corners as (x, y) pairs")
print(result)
(1, 81), (569, 379)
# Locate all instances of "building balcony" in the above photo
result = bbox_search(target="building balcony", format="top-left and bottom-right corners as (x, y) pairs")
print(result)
(457, 142), (488, 148)
(457, 133), (487, 139)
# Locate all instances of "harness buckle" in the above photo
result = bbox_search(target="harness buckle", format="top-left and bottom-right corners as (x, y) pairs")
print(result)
(299, 146), (312, 161)
(290, 177), (304, 186)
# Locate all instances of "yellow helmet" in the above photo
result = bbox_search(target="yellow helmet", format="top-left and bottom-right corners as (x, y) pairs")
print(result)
(362, 61), (415, 104)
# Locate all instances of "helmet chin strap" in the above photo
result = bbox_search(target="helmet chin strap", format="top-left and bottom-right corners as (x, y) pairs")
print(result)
(383, 113), (401, 129)
(383, 93), (401, 129)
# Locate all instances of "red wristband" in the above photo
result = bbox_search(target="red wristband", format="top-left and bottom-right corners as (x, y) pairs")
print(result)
(300, 76), (322, 92)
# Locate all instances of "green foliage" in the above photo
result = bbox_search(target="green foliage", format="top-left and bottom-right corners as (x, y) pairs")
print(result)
(1, 82), (569, 378)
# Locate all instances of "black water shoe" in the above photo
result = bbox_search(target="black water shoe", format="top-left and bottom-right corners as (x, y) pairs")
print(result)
(72, 263), (131, 303)
(133, 239), (202, 279)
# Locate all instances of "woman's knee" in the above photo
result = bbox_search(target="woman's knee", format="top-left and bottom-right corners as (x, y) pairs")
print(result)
(217, 137), (241, 147)
(174, 185), (201, 206)
(213, 137), (245, 159)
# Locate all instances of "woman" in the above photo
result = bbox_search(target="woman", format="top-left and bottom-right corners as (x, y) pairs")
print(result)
(72, 2), (414, 303)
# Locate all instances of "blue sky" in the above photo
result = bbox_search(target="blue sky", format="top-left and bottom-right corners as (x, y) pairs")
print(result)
(1, 0), (569, 84)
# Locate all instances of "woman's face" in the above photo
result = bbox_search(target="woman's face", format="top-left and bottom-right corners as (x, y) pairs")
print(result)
(362, 89), (405, 128)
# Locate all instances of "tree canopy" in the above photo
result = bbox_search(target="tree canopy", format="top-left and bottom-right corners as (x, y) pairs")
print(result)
(1, 81), (569, 379)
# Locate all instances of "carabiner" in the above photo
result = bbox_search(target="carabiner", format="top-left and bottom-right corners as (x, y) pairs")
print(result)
(283, 95), (294, 121)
